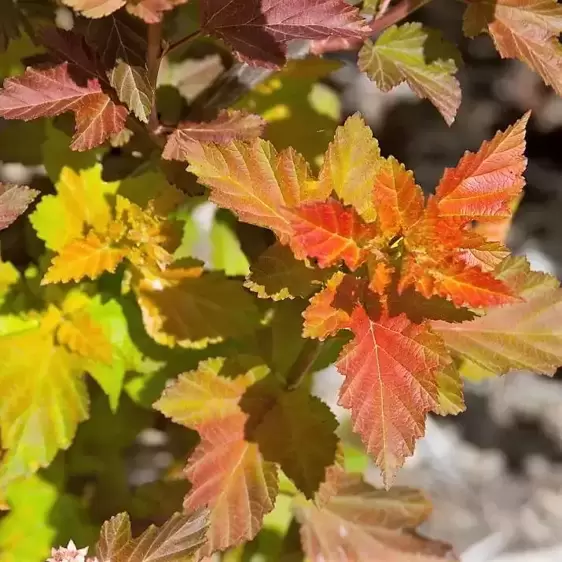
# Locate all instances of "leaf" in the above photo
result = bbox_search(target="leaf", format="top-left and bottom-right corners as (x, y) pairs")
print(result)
(125, 0), (190, 23)
(433, 256), (562, 377)
(287, 199), (376, 270)
(302, 271), (351, 340)
(155, 358), (278, 554)
(372, 156), (424, 238)
(0, 325), (88, 489)
(242, 381), (338, 498)
(245, 242), (327, 300)
(434, 363), (465, 416)
(463, 0), (562, 96)
(0, 63), (127, 151)
(42, 231), (127, 285)
(133, 268), (261, 348)
(336, 307), (446, 486)
(61, 0), (126, 18)
(432, 112), (529, 223)
(163, 110), (267, 162)
(210, 220), (250, 277)
(57, 310), (113, 364)
(96, 509), (209, 562)
(317, 113), (383, 222)
(108, 61), (154, 123)
(0, 183), (38, 231)
(186, 139), (316, 242)
(30, 165), (118, 251)
(200, 0), (369, 67)
(358, 23), (462, 125)
(295, 470), (456, 562)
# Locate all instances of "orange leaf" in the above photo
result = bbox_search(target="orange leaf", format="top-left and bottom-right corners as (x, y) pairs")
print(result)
(336, 307), (446, 486)
(288, 199), (375, 270)
(432, 112), (529, 224)
(373, 156), (424, 237)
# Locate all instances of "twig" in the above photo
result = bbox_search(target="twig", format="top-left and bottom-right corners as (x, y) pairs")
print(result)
(370, 0), (433, 34)
(164, 30), (202, 57)
(285, 339), (323, 391)
(376, 0), (393, 19)
(147, 21), (163, 132)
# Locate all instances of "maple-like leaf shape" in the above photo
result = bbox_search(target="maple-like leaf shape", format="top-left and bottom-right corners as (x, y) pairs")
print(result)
(244, 242), (328, 300)
(0, 326), (88, 486)
(317, 113), (383, 223)
(187, 140), (318, 242)
(372, 156), (424, 238)
(133, 268), (260, 348)
(0, 183), (38, 231)
(163, 110), (267, 162)
(432, 112), (529, 223)
(42, 231), (127, 285)
(358, 23), (462, 125)
(96, 509), (209, 562)
(336, 307), (448, 486)
(288, 199), (376, 270)
(433, 256), (562, 377)
(155, 358), (278, 555)
(463, 0), (562, 96)
(302, 271), (351, 340)
(0, 63), (127, 151)
(295, 469), (456, 562)
(200, 0), (370, 68)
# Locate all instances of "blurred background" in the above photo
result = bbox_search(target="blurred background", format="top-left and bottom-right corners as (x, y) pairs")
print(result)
(2, 0), (562, 560)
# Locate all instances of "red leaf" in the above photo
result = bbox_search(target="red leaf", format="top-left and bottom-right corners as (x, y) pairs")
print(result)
(288, 199), (375, 270)
(432, 112), (529, 224)
(0, 183), (38, 231)
(0, 63), (127, 151)
(336, 307), (446, 486)
(163, 110), (267, 162)
(200, 0), (370, 67)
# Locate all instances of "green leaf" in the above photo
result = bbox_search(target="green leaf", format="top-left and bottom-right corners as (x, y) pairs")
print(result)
(108, 61), (154, 123)
(358, 23), (462, 125)
(241, 378), (338, 498)
(210, 219), (250, 276)
(0, 324), (89, 491)
(245, 242), (328, 301)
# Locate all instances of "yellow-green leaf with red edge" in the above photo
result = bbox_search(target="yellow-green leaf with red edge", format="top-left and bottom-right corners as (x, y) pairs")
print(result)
(317, 113), (383, 223)
(0, 63), (127, 151)
(463, 0), (562, 96)
(287, 199), (376, 270)
(186, 140), (320, 243)
(155, 358), (278, 555)
(432, 112), (529, 224)
(336, 306), (449, 486)
(132, 266), (261, 349)
(30, 165), (119, 252)
(294, 468), (457, 562)
(358, 23), (462, 125)
(0, 318), (89, 490)
(95, 509), (209, 562)
(372, 156), (424, 238)
(241, 378), (338, 498)
(302, 271), (351, 340)
(0, 183), (38, 231)
(200, 0), (370, 68)
(163, 110), (267, 162)
(433, 256), (562, 378)
(244, 242), (328, 301)
(41, 231), (127, 285)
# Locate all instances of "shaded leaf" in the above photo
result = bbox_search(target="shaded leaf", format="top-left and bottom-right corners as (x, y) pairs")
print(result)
(358, 23), (461, 125)
(200, 0), (369, 67)
(163, 110), (266, 161)
(0, 183), (38, 231)
(108, 61), (154, 123)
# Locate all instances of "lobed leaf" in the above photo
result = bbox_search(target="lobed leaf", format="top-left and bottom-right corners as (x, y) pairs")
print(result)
(200, 0), (370, 68)
(358, 23), (462, 125)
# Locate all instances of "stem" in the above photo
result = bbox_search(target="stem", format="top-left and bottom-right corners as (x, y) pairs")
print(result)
(164, 30), (202, 57)
(147, 21), (163, 132)
(376, 0), (393, 19)
(370, 0), (433, 34)
(285, 339), (323, 391)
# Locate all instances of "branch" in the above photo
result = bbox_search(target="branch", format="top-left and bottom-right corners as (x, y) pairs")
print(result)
(147, 21), (163, 132)
(285, 339), (323, 390)
(164, 30), (202, 57)
(370, 0), (433, 35)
